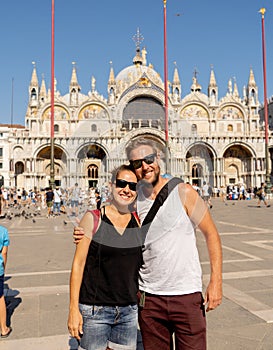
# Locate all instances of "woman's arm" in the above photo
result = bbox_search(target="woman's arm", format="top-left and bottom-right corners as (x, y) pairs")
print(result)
(68, 212), (94, 339)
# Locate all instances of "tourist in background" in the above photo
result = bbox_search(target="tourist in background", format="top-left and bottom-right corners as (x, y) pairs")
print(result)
(0, 225), (11, 338)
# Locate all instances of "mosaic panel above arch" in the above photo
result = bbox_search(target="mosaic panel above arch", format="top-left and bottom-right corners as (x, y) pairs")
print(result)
(223, 145), (252, 159)
(42, 106), (70, 121)
(180, 104), (209, 119)
(217, 106), (243, 120)
(78, 104), (108, 120)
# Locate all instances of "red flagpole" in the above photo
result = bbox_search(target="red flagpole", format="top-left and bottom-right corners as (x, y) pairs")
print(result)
(50, 0), (55, 187)
(259, 8), (271, 191)
(163, 0), (170, 174)
(51, 0), (55, 139)
(163, 0), (168, 143)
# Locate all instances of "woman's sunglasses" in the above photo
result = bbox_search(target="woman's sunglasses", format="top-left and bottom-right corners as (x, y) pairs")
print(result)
(115, 179), (137, 191)
(129, 153), (157, 170)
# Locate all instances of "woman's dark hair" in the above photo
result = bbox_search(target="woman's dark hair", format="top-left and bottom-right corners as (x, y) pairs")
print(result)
(111, 164), (136, 183)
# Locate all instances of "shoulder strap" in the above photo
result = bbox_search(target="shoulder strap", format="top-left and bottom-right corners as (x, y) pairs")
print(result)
(141, 177), (183, 241)
(90, 209), (101, 237)
(132, 211), (141, 226)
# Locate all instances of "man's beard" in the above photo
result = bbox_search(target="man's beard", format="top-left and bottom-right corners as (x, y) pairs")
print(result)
(139, 167), (160, 188)
(151, 169), (160, 187)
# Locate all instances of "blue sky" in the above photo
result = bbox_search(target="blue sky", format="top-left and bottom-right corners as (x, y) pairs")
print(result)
(0, 0), (273, 126)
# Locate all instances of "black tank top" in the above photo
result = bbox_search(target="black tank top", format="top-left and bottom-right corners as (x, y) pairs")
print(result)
(79, 210), (142, 306)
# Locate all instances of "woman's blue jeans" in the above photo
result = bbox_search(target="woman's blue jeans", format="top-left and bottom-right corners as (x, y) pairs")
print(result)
(78, 303), (138, 350)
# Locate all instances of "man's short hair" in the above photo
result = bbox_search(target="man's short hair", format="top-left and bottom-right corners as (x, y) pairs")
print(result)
(125, 137), (161, 160)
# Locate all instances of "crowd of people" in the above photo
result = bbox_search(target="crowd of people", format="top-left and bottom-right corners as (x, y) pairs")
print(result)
(191, 182), (273, 205)
(0, 179), (271, 219)
(0, 184), (110, 219)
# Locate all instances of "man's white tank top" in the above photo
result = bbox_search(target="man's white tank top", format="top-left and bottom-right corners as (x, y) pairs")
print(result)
(137, 185), (202, 295)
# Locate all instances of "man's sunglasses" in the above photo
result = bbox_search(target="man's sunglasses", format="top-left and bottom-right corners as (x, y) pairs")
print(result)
(129, 153), (157, 170)
(115, 179), (137, 191)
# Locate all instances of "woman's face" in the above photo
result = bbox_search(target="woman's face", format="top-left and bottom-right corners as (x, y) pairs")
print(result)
(111, 170), (138, 207)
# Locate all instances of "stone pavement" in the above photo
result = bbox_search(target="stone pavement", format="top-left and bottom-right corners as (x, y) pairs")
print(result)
(0, 197), (273, 349)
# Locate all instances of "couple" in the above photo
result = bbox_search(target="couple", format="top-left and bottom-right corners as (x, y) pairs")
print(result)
(68, 137), (223, 350)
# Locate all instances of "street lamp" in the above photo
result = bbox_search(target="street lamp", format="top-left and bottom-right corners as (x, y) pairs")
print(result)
(50, 0), (55, 188)
(163, 0), (170, 175)
(259, 8), (271, 193)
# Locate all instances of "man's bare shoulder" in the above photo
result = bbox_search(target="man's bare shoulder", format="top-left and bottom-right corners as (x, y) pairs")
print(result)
(178, 182), (200, 203)
(178, 182), (196, 193)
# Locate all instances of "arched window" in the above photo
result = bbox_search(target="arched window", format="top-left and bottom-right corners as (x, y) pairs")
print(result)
(211, 89), (216, 98)
(269, 115), (272, 130)
(15, 162), (24, 175)
(192, 164), (203, 178)
(54, 124), (59, 133)
(91, 124), (97, 132)
(87, 164), (98, 179)
(31, 88), (37, 100)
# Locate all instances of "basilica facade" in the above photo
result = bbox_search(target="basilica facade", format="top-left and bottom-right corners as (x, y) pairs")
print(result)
(1, 42), (273, 191)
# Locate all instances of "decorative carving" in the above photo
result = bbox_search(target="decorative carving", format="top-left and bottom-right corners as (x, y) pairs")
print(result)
(138, 77), (151, 87)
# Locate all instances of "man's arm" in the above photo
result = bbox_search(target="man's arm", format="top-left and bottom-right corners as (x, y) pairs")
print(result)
(197, 209), (222, 311)
(179, 183), (223, 312)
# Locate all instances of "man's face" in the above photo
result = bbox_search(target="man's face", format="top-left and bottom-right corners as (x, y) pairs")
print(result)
(129, 145), (160, 185)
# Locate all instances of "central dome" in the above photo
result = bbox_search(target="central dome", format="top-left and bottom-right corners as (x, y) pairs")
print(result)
(115, 64), (164, 89)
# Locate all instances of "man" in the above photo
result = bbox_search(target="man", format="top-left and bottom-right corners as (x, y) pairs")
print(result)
(202, 181), (213, 208)
(95, 190), (101, 210)
(125, 138), (222, 350)
(74, 137), (222, 350)
(45, 187), (54, 218)
(53, 187), (62, 216)
(256, 182), (270, 208)
(70, 183), (80, 217)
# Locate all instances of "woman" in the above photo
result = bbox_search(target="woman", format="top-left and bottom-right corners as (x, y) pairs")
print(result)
(68, 165), (142, 350)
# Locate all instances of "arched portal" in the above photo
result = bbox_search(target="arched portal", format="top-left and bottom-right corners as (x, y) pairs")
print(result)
(186, 144), (214, 185)
(223, 145), (253, 186)
(36, 146), (67, 187)
(78, 144), (107, 189)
